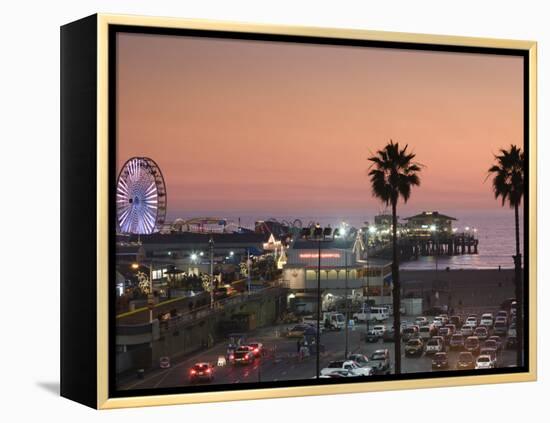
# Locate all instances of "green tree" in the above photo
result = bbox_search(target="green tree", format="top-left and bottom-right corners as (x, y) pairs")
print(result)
(368, 141), (422, 374)
(488, 144), (524, 366)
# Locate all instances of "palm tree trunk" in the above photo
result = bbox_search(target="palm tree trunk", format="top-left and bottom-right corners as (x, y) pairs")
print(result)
(392, 201), (401, 374)
(514, 203), (523, 367)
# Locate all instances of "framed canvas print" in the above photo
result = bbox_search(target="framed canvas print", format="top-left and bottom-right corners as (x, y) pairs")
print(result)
(60, 14), (537, 409)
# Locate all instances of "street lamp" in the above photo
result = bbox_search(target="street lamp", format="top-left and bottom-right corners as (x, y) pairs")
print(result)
(247, 248), (252, 294)
(209, 235), (215, 308)
(343, 249), (349, 359)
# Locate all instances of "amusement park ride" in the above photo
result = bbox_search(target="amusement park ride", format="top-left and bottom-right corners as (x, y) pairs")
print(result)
(115, 156), (337, 238)
(116, 157), (167, 235)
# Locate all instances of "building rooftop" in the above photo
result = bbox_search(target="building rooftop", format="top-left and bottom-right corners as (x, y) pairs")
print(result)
(119, 231), (272, 245)
(290, 239), (355, 250)
(404, 211), (457, 221)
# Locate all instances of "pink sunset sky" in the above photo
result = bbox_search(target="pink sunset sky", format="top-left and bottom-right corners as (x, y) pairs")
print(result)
(116, 32), (523, 223)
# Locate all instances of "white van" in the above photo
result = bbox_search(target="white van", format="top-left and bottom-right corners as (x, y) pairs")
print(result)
(353, 305), (389, 322)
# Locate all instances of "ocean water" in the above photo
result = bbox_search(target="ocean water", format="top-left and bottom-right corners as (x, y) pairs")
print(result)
(171, 210), (526, 270)
(397, 211), (525, 271)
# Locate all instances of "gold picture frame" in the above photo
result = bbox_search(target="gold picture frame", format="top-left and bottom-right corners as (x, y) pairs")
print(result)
(60, 13), (537, 409)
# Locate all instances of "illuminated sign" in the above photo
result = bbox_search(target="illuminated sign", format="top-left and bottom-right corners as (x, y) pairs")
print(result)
(299, 253), (341, 259)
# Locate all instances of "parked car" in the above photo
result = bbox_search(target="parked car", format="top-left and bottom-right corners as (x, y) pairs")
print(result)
(353, 305), (389, 322)
(465, 316), (478, 327)
(496, 310), (509, 321)
(432, 316), (444, 328)
(445, 324), (457, 335)
(495, 316), (508, 326)
(425, 337), (444, 355)
(475, 355), (494, 369)
(493, 321), (508, 337)
(449, 333), (465, 350)
(450, 315), (463, 328)
(419, 325), (435, 341)
(460, 325), (475, 337)
(348, 354), (371, 368)
(457, 351), (475, 370)
(369, 349), (391, 375)
(372, 325), (386, 336)
(506, 335), (518, 349)
(474, 326), (489, 341)
(483, 339), (498, 351)
(438, 326), (451, 342)
(465, 336), (480, 355)
(480, 313), (494, 328)
(488, 335), (503, 351)
(432, 352), (449, 370)
(507, 324), (517, 338)
(402, 325), (420, 341)
(480, 347), (498, 367)
(320, 360), (373, 376)
(286, 324), (311, 338)
(365, 329), (380, 342)
(415, 316), (428, 326)
(189, 362), (214, 382)
(405, 338), (424, 357)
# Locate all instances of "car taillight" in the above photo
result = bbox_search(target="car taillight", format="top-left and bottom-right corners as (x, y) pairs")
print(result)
(190, 369), (196, 374)
(206, 368), (211, 373)
(229, 354), (234, 360)
(254, 348), (259, 353)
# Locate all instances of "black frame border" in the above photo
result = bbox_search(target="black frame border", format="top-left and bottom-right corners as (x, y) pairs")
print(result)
(107, 24), (531, 399)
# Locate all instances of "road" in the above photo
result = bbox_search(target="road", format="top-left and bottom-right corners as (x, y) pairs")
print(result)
(119, 317), (518, 390)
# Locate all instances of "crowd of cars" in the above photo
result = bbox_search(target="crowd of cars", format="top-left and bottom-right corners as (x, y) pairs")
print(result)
(188, 300), (518, 383)
(364, 300), (518, 372)
(407, 307), (517, 370)
(188, 339), (265, 383)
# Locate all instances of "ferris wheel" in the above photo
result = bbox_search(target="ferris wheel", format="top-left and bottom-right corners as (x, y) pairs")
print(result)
(116, 157), (167, 234)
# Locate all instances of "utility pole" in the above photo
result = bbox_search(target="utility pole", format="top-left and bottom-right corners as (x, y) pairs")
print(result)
(316, 236), (321, 379)
(209, 235), (214, 308)
(344, 250), (349, 359)
(247, 248), (251, 294)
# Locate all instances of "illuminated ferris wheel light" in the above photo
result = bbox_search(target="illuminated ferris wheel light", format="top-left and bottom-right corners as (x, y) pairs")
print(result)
(116, 157), (167, 235)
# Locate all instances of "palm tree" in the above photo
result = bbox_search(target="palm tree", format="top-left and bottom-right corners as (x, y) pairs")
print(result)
(368, 141), (422, 374)
(488, 144), (524, 366)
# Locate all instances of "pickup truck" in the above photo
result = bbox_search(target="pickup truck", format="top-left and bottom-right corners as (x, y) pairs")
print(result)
(320, 360), (373, 376)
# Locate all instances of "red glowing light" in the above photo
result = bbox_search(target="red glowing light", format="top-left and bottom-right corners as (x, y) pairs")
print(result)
(299, 253), (341, 259)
